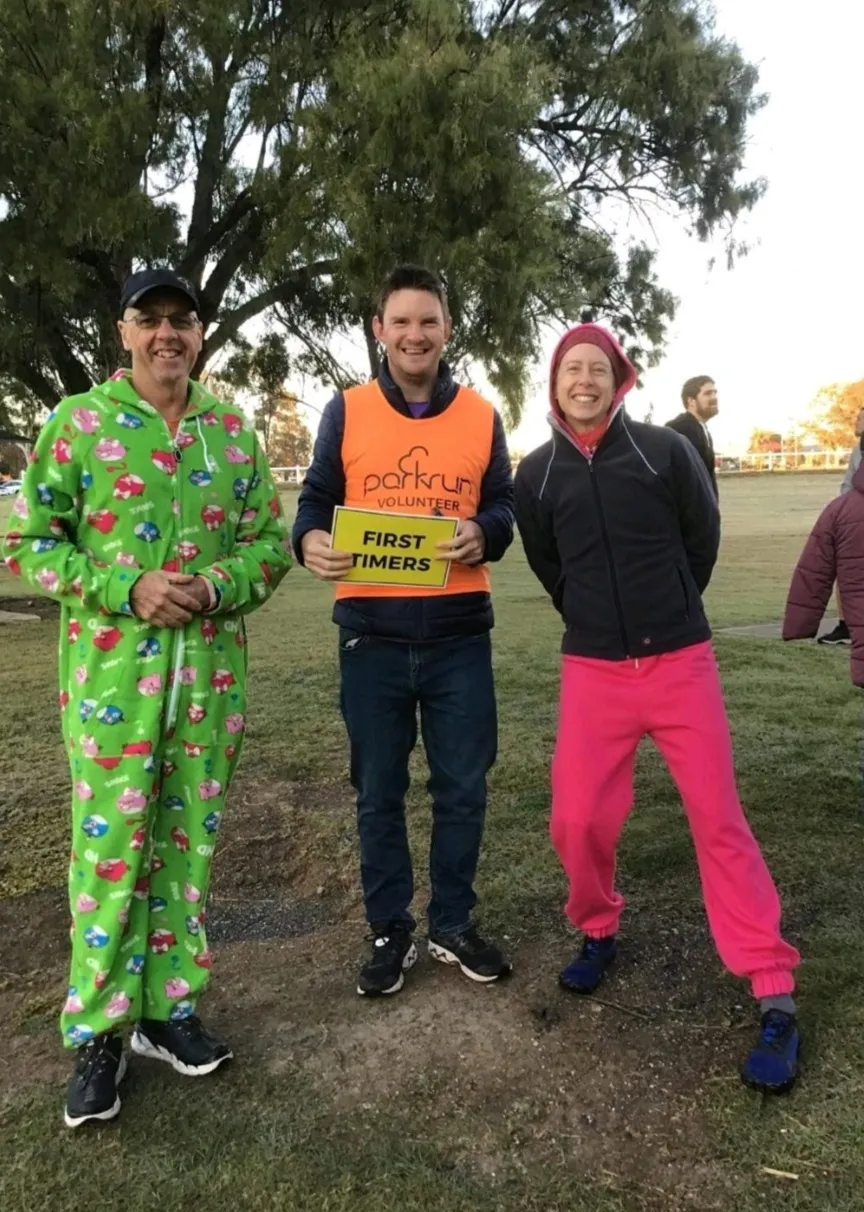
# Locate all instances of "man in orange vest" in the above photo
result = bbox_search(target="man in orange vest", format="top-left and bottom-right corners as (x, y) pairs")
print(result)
(293, 265), (515, 996)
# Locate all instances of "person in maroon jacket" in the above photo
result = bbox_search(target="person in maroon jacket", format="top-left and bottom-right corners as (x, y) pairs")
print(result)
(814, 406), (864, 646)
(784, 456), (864, 682)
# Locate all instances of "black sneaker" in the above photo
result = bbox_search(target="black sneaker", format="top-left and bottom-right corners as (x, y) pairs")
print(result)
(64, 1033), (126, 1129)
(357, 926), (418, 996)
(818, 621), (850, 645)
(131, 1016), (233, 1076)
(428, 925), (512, 983)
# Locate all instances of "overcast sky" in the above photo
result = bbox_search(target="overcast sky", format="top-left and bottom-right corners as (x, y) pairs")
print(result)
(507, 0), (864, 456)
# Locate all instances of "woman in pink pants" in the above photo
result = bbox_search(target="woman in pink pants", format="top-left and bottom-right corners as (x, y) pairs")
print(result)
(514, 323), (800, 1094)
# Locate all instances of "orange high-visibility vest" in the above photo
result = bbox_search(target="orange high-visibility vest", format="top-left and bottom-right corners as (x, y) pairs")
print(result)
(335, 380), (494, 599)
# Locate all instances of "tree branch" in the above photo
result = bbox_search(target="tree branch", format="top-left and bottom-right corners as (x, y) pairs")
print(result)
(198, 209), (266, 324)
(143, 15), (166, 122)
(276, 308), (359, 389)
(486, 0), (524, 32)
(198, 259), (339, 368)
(180, 189), (255, 279)
(535, 116), (624, 139)
(41, 325), (93, 397)
(363, 315), (380, 378)
(9, 356), (61, 410)
(186, 60), (235, 254)
(254, 122), (275, 179)
(0, 274), (92, 397)
(65, 247), (120, 299)
(128, 13), (167, 182)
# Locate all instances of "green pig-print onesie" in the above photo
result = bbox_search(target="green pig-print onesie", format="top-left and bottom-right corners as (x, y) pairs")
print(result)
(2, 371), (292, 1046)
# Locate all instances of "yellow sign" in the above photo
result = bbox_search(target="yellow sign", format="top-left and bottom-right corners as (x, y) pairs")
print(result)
(331, 506), (458, 588)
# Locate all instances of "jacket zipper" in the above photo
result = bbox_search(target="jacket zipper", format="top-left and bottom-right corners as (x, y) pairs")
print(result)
(588, 459), (630, 659)
(162, 415), (186, 733)
(548, 419), (634, 662)
(675, 566), (691, 621)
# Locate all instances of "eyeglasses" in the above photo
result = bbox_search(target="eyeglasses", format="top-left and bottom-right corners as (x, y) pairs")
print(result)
(125, 313), (200, 332)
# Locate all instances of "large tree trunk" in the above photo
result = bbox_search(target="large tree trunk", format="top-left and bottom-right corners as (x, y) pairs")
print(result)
(363, 316), (380, 378)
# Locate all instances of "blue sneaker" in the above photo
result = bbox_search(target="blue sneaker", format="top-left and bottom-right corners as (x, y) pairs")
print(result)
(741, 1010), (800, 1095)
(559, 936), (617, 994)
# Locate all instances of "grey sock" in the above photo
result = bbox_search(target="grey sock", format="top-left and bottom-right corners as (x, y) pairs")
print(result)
(760, 994), (796, 1017)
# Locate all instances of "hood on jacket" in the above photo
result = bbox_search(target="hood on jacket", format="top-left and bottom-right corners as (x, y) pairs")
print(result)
(547, 322), (638, 445)
(853, 456), (864, 495)
(100, 369), (213, 419)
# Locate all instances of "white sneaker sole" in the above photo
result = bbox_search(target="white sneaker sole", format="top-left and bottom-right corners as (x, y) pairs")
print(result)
(428, 940), (505, 984)
(64, 1053), (128, 1129)
(357, 942), (418, 996)
(130, 1030), (233, 1076)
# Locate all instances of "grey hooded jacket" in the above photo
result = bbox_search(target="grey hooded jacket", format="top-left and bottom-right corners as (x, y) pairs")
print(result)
(841, 444), (863, 495)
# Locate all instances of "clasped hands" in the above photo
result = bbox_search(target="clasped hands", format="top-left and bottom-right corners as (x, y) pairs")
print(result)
(130, 571), (213, 628)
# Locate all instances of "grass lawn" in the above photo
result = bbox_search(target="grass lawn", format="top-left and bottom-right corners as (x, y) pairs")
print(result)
(2, 472), (863, 1212)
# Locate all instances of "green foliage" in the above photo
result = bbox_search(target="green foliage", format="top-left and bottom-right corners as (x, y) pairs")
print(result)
(0, 376), (43, 438)
(0, 0), (765, 423)
(215, 331), (313, 465)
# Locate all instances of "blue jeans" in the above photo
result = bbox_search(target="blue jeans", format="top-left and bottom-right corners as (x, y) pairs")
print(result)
(338, 630), (498, 934)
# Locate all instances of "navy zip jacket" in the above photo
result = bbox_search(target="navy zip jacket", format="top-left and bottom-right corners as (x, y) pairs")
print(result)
(292, 360), (515, 642)
(515, 410), (720, 660)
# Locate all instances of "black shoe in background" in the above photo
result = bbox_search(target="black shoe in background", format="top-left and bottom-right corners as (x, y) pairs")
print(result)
(818, 621), (851, 645)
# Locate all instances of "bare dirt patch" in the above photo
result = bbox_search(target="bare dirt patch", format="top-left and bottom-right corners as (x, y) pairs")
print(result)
(212, 772), (357, 902)
(0, 887), (69, 1104)
(212, 913), (752, 1205)
(0, 596), (59, 621)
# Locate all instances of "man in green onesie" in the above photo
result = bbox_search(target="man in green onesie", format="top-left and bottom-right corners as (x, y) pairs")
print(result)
(2, 269), (292, 1127)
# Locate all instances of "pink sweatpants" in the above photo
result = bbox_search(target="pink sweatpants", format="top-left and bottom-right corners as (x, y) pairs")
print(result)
(551, 642), (799, 999)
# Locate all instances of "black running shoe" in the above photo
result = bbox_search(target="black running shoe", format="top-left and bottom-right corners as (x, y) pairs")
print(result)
(64, 1033), (126, 1129)
(357, 926), (418, 996)
(428, 925), (512, 983)
(818, 621), (851, 646)
(131, 1016), (233, 1076)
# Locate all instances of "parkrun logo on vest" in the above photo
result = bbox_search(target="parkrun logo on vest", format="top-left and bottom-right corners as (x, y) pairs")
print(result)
(363, 445), (474, 514)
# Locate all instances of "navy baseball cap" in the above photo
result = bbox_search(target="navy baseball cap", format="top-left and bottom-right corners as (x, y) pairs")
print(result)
(120, 269), (200, 315)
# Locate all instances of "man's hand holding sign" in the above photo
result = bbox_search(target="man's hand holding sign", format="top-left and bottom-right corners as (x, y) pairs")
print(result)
(435, 519), (486, 566)
(300, 528), (355, 581)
